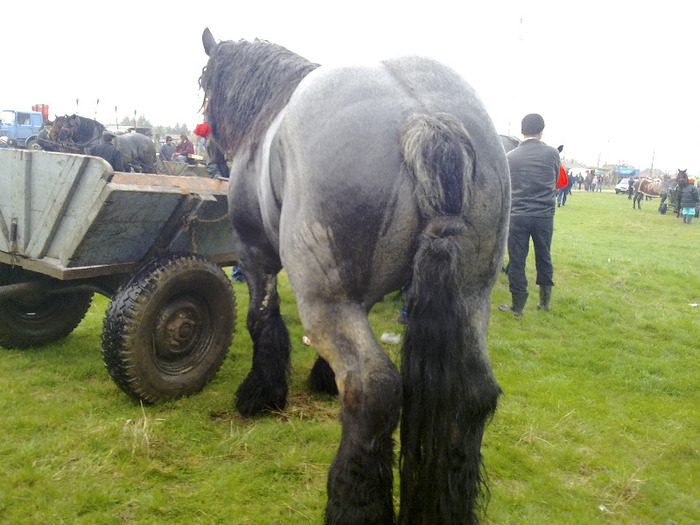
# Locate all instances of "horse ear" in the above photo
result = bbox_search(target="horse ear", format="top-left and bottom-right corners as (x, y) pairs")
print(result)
(203, 28), (217, 56)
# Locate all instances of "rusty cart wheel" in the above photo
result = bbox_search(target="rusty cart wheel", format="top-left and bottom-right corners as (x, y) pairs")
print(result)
(101, 254), (236, 403)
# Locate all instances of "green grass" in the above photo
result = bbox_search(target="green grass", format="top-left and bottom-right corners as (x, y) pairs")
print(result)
(1, 190), (698, 524)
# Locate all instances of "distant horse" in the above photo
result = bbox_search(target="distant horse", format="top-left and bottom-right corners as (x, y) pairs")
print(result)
(49, 114), (156, 173)
(200, 28), (509, 524)
(663, 169), (688, 216)
(632, 177), (677, 211)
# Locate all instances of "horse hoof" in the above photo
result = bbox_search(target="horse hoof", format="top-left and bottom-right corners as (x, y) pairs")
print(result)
(235, 373), (288, 416)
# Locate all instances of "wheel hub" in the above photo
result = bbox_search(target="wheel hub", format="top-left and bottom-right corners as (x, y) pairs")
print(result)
(153, 298), (205, 363)
(167, 313), (197, 346)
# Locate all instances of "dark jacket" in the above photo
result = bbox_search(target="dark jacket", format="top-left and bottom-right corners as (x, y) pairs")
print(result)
(91, 141), (124, 171)
(160, 143), (175, 161)
(678, 182), (699, 208)
(506, 138), (560, 217)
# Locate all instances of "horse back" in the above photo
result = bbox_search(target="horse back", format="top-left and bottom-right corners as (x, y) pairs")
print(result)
(638, 179), (663, 197)
(264, 58), (508, 302)
(278, 56), (507, 207)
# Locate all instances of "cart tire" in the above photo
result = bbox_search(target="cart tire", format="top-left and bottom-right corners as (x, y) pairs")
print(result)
(0, 291), (93, 349)
(101, 254), (236, 403)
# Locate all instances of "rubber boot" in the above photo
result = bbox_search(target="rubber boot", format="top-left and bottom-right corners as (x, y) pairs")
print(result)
(537, 286), (552, 311)
(499, 292), (528, 317)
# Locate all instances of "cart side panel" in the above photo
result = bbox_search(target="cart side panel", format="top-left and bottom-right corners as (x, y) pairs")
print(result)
(63, 184), (235, 268)
(0, 149), (112, 259)
(63, 185), (189, 267)
(0, 151), (237, 277)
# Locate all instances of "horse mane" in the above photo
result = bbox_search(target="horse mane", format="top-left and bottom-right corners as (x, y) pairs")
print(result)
(199, 38), (319, 158)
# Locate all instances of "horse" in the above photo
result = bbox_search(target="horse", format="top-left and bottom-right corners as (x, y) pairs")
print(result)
(662, 169), (689, 217)
(658, 172), (683, 215)
(49, 114), (157, 173)
(632, 177), (677, 211)
(200, 28), (509, 524)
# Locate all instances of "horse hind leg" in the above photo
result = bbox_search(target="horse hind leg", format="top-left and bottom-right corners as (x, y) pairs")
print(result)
(235, 270), (291, 416)
(299, 301), (400, 524)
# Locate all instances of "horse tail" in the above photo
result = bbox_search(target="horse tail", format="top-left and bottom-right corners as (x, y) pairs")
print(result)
(398, 113), (501, 524)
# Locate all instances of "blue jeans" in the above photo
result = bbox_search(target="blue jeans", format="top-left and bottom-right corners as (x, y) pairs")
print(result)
(507, 215), (554, 294)
(557, 187), (568, 206)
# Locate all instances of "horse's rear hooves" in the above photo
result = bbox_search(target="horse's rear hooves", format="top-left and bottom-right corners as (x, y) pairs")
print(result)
(235, 373), (288, 416)
(325, 435), (395, 525)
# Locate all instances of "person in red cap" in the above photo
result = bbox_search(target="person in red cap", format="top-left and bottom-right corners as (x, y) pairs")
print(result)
(194, 121), (228, 178)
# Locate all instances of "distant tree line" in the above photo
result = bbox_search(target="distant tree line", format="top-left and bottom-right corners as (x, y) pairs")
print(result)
(118, 115), (189, 135)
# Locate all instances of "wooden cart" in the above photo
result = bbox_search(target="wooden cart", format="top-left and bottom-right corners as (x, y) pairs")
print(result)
(0, 149), (237, 403)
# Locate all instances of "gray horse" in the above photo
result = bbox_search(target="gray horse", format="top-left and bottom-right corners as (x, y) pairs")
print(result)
(200, 28), (509, 524)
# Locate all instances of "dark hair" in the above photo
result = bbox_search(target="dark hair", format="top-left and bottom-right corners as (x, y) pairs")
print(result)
(166, 136), (172, 141)
(199, 38), (319, 159)
(521, 113), (545, 136)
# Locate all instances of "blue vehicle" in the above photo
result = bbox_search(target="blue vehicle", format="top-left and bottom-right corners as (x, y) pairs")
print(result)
(0, 109), (45, 149)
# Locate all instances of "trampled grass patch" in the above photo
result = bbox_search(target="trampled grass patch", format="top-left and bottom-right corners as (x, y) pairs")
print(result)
(1, 190), (698, 524)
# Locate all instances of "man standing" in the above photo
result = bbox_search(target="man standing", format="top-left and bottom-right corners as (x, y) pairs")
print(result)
(499, 113), (560, 316)
(627, 177), (635, 199)
(91, 131), (124, 171)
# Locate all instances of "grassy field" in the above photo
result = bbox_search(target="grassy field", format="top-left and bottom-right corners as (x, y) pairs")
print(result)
(1, 190), (698, 524)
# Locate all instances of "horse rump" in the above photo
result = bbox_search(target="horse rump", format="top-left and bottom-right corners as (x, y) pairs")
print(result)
(399, 114), (501, 524)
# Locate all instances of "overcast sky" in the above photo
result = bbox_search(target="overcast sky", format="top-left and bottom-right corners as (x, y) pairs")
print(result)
(5, 1), (697, 174)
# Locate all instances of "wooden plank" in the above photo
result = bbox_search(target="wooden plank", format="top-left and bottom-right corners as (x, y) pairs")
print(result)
(0, 250), (236, 281)
(21, 152), (32, 252)
(0, 205), (10, 252)
(141, 193), (203, 260)
(0, 252), (138, 280)
(63, 187), (186, 267)
(24, 155), (92, 258)
(111, 172), (228, 194)
(45, 156), (114, 261)
(7, 151), (31, 254)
